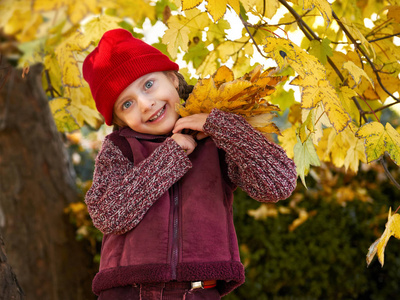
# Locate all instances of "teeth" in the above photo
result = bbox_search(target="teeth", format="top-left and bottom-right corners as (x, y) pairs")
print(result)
(148, 106), (165, 122)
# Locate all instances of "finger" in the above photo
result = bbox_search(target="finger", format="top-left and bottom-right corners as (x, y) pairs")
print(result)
(185, 135), (197, 155)
(196, 132), (208, 140)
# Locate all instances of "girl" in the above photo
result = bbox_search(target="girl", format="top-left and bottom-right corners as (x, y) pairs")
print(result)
(83, 28), (297, 300)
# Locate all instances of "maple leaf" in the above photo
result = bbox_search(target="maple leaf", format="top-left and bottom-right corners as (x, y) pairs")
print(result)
(342, 61), (374, 88)
(303, 0), (332, 25)
(293, 137), (321, 187)
(163, 9), (209, 59)
(55, 44), (83, 88)
(318, 124), (366, 172)
(308, 38), (333, 65)
(241, 0), (279, 19)
(177, 65), (286, 134)
(341, 17), (376, 59)
(65, 85), (103, 128)
(356, 121), (400, 166)
(83, 14), (123, 43)
(207, 19), (230, 41)
(263, 37), (326, 80)
(183, 42), (209, 68)
(337, 86), (359, 121)
(49, 98), (80, 132)
(291, 77), (351, 133)
(367, 208), (400, 267)
(181, 0), (239, 21)
(278, 126), (297, 159)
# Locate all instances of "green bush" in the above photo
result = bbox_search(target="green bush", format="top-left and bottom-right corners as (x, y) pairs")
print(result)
(227, 166), (400, 300)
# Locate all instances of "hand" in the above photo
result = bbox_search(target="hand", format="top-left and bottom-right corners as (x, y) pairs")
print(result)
(171, 133), (197, 155)
(173, 113), (209, 140)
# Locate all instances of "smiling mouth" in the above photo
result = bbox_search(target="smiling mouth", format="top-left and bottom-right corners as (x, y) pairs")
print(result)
(148, 105), (166, 122)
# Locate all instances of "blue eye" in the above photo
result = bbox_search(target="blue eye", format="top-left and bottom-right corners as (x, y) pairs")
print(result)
(122, 101), (132, 110)
(144, 80), (153, 90)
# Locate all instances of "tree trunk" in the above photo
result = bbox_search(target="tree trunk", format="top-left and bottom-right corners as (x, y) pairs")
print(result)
(0, 233), (23, 300)
(0, 63), (96, 300)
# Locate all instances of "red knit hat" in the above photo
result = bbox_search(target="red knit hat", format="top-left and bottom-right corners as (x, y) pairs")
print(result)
(83, 28), (179, 125)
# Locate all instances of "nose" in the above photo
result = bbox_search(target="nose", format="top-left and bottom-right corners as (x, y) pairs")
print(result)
(137, 95), (155, 113)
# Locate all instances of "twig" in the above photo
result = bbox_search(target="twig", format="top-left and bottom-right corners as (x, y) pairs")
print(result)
(368, 32), (400, 43)
(239, 14), (268, 59)
(379, 156), (400, 190)
(332, 11), (400, 103)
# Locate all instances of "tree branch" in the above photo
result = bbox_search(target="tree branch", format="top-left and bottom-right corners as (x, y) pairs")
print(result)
(379, 156), (400, 190)
(239, 14), (268, 59)
(331, 11), (400, 103)
(368, 32), (400, 43)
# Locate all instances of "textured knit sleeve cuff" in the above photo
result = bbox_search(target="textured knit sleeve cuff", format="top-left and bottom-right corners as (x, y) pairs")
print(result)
(203, 108), (239, 136)
(150, 137), (193, 180)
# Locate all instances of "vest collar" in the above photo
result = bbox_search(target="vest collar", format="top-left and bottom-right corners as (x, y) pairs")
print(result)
(118, 126), (170, 141)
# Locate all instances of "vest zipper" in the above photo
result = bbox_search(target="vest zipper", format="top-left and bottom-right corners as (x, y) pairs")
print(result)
(171, 183), (179, 280)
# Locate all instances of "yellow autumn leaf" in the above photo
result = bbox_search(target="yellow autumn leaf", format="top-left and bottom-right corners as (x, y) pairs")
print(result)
(248, 204), (278, 220)
(278, 126), (297, 159)
(356, 122), (400, 166)
(67, 102), (102, 128)
(298, 108), (315, 143)
(184, 9), (211, 30)
(319, 124), (366, 172)
(65, 86), (103, 128)
(196, 37), (252, 76)
(114, 0), (155, 23)
(263, 37), (326, 80)
(181, 0), (203, 10)
(341, 17), (376, 59)
(205, 0), (240, 21)
(66, 0), (100, 25)
(306, 103), (331, 144)
(177, 65), (285, 134)
(49, 98), (80, 132)
(246, 113), (280, 135)
(337, 86), (359, 121)
(33, 0), (64, 10)
(241, 0), (279, 19)
(289, 209), (311, 231)
(83, 14), (122, 40)
(303, 0), (332, 25)
(55, 44), (83, 87)
(3, 8), (43, 42)
(342, 124), (367, 172)
(293, 136), (321, 187)
(163, 15), (191, 59)
(342, 61), (374, 88)
(291, 77), (350, 133)
(367, 208), (400, 266)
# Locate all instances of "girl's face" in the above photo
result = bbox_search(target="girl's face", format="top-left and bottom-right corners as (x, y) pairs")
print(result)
(113, 71), (180, 135)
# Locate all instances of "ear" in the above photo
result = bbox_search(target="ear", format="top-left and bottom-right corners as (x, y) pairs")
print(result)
(166, 71), (179, 89)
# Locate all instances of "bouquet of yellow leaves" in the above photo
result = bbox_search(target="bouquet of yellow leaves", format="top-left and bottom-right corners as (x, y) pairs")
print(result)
(176, 65), (287, 135)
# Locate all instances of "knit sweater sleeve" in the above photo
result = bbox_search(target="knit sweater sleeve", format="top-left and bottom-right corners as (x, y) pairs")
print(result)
(85, 137), (192, 235)
(203, 108), (297, 202)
